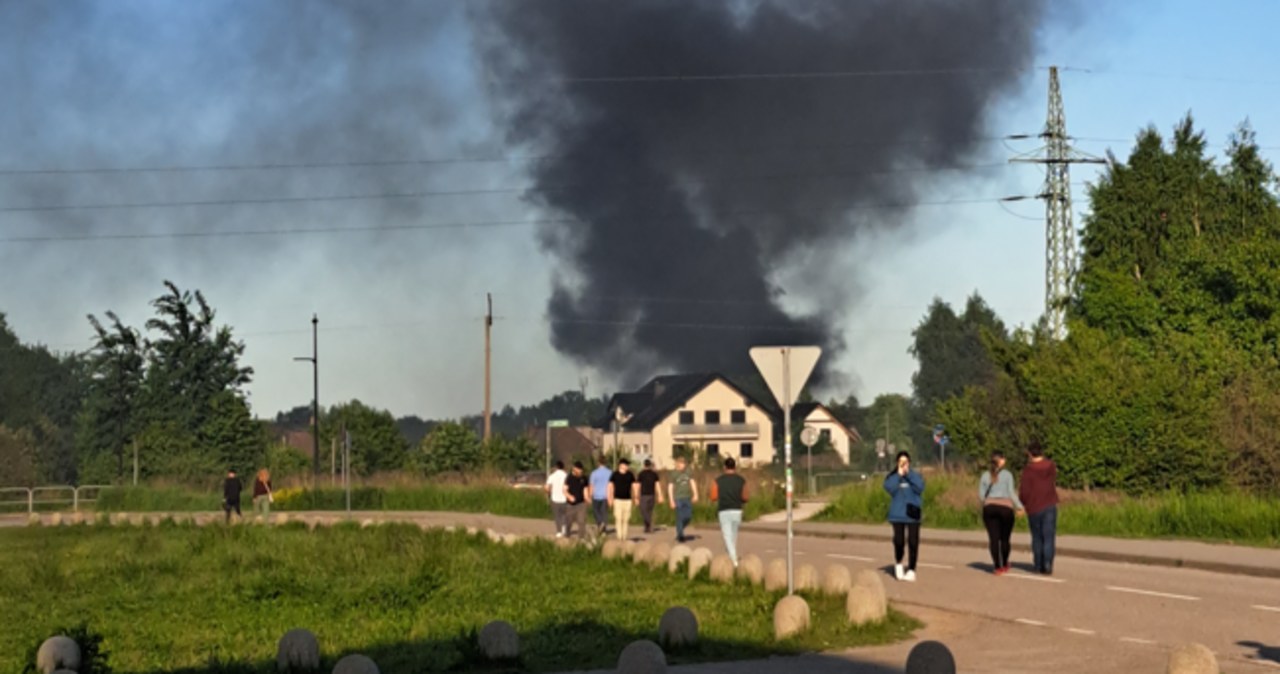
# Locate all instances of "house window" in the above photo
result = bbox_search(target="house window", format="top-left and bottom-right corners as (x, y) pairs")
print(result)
(731, 410), (747, 424)
(678, 411), (694, 425)
(707, 443), (720, 457)
(705, 410), (721, 424)
(740, 442), (754, 458)
(820, 429), (832, 442)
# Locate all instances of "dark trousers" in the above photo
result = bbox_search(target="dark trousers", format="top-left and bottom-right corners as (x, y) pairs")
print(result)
(675, 499), (693, 541)
(639, 494), (656, 531)
(566, 503), (587, 538)
(223, 500), (241, 523)
(983, 504), (1015, 569)
(592, 499), (610, 530)
(891, 522), (920, 571)
(1028, 505), (1058, 574)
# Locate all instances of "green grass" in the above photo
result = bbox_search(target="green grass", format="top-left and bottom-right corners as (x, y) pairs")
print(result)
(95, 487), (222, 513)
(815, 475), (1280, 546)
(1, 524), (918, 673)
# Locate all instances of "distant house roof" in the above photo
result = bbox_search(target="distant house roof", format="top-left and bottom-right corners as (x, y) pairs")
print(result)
(793, 402), (862, 443)
(526, 426), (600, 465)
(599, 373), (774, 431)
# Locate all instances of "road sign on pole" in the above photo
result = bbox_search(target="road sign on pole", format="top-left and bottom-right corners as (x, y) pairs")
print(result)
(800, 426), (820, 495)
(750, 345), (822, 596)
(546, 419), (569, 477)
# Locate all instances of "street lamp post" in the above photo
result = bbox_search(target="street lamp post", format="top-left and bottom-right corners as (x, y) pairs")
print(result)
(294, 314), (320, 476)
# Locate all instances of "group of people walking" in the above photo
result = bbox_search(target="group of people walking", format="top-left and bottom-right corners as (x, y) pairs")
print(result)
(884, 441), (1060, 581)
(221, 468), (274, 523)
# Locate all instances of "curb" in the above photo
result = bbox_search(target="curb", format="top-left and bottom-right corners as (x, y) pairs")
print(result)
(727, 524), (1280, 581)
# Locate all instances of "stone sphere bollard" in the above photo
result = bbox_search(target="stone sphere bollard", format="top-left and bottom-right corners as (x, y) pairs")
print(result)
(272, 513), (291, 526)
(905, 641), (956, 674)
(822, 565), (853, 596)
(36, 635), (81, 674)
(773, 595), (811, 640)
(617, 639), (667, 674)
(687, 548), (715, 579)
(332, 653), (379, 674)
(738, 554), (765, 585)
(764, 558), (789, 591)
(648, 542), (673, 569)
(667, 544), (693, 573)
(633, 541), (654, 564)
(478, 620), (520, 660)
(709, 555), (736, 583)
(276, 628), (321, 672)
(795, 564), (819, 592)
(27, 513), (42, 527)
(602, 539), (624, 560)
(846, 569), (888, 626)
(48, 512), (63, 526)
(657, 607), (699, 648)
(359, 519), (376, 529)
(621, 540), (638, 559)
(1167, 643), (1218, 674)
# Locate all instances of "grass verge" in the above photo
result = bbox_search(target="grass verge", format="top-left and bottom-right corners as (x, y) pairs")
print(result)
(814, 474), (1280, 546)
(1, 524), (917, 673)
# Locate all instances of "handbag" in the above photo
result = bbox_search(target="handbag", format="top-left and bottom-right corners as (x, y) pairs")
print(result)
(906, 503), (922, 521)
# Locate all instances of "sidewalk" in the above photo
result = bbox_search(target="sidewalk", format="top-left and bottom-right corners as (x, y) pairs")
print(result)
(733, 519), (1280, 579)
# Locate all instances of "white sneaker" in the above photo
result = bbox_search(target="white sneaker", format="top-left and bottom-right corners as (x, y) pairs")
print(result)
(555, 532), (564, 538)
(904, 570), (917, 582)
(894, 564), (905, 581)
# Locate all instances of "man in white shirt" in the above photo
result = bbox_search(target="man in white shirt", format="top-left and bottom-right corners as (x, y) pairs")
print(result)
(545, 460), (569, 537)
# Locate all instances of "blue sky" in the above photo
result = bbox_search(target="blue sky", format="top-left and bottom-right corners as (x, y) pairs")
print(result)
(1, 0), (1277, 421)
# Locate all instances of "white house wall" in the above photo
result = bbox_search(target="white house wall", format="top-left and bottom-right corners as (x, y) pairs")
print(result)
(649, 378), (775, 469)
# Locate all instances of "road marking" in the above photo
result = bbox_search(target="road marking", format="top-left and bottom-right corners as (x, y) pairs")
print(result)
(1121, 637), (1157, 646)
(1106, 586), (1199, 601)
(1015, 618), (1047, 627)
(1066, 628), (1096, 636)
(919, 562), (953, 570)
(1007, 572), (1066, 584)
(1254, 605), (1280, 613)
(826, 553), (875, 562)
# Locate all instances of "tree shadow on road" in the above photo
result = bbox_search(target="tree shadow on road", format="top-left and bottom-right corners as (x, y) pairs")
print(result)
(1238, 641), (1280, 665)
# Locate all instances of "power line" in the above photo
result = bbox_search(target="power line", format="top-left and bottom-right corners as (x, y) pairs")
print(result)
(551, 66), (1038, 84)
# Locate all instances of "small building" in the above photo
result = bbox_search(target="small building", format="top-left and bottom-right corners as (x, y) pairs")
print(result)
(791, 402), (862, 466)
(597, 373), (777, 469)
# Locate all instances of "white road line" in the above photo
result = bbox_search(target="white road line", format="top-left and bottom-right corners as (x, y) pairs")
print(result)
(1254, 605), (1280, 613)
(919, 562), (953, 570)
(1066, 628), (1096, 636)
(826, 553), (875, 562)
(1106, 586), (1199, 601)
(1015, 618), (1047, 627)
(1007, 573), (1066, 584)
(1121, 637), (1157, 646)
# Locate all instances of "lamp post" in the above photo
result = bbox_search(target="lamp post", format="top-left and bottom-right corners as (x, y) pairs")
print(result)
(294, 314), (320, 476)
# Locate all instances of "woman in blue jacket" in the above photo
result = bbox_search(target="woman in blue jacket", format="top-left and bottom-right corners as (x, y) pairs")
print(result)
(884, 451), (926, 582)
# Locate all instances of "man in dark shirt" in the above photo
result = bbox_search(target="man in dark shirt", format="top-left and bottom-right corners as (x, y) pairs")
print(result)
(608, 459), (638, 541)
(564, 462), (590, 538)
(711, 458), (748, 566)
(636, 459), (663, 534)
(222, 469), (243, 524)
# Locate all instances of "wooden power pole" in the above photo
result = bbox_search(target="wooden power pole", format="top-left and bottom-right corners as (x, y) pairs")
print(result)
(484, 293), (493, 443)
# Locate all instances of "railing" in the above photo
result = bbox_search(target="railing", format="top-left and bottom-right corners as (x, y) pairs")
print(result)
(812, 471), (870, 494)
(0, 485), (115, 514)
(672, 423), (760, 437)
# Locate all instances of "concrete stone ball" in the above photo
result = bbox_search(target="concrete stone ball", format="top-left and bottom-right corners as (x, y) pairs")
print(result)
(128, 513), (146, 526)
(657, 607), (699, 648)
(272, 513), (291, 526)
(485, 528), (503, 543)
(764, 558), (789, 591)
(667, 544), (693, 573)
(853, 569), (887, 604)
(478, 620), (520, 660)
(773, 595), (811, 640)
(602, 539), (624, 560)
(48, 512), (63, 526)
(36, 635), (81, 674)
(555, 536), (575, 549)
(905, 640), (957, 674)
(632, 541), (653, 564)
(687, 547), (715, 579)
(822, 565), (853, 596)
(359, 519), (375, 529)
(332, 653), (379, 674)
(616, 639), (667, 674)
(1167, 643), (1218, 674)
(738, 554), (765, 585)
(709, 554), (736, 583)
(795, 563), (819, 592)
(621, 540), (637, 559)
(846, 582), (889, 626)
(276, 628), (321, 672)
(647, 542), (673, 569)
(27, 513), (42, 527)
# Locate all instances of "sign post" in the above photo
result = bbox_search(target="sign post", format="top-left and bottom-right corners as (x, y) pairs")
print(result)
(750, 345), (822, 596)
(933, 424), (949, 472)
(547, 419), (570, 477)
(800, 426), (820, 495)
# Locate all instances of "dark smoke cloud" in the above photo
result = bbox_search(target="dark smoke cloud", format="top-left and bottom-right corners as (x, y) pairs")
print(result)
(477, 0), (1049, 384)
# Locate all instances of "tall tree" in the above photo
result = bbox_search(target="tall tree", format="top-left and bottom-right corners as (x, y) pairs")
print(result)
(77, 312), (146, 480)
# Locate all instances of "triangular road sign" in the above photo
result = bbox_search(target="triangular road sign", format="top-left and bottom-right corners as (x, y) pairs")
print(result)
(749, 346), (822, 409)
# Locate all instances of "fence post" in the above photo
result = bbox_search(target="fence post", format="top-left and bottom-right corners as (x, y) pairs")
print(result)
(73, 487), (79, 513)
(27, 488), (33, 515)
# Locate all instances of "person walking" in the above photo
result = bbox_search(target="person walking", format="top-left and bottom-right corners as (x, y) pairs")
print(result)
(667, 455), (698, 543)
(222, 468), (243, 524)
(590, 456), (613, 536)
(980, 451), (1024, 575)
(545, 460), (569, 537)
(564, 461), (591, 539)
(252, 469), (273, 518)
(884, 451), (924, 582)
(608, 459), (638, 541)
(710, 457), (748, 567)
(1020, 440), (1060, 575)
(636, 459), (663, 534)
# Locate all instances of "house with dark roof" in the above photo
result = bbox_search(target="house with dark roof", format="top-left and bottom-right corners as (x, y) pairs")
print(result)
(596, 373), (777, 468)
(791, 402), (862, 465)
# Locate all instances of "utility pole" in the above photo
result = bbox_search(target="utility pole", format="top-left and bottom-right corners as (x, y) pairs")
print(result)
(1009, 66), (1105, 340)
(294, 315), (320, 476)
(484, 293), (493, 443)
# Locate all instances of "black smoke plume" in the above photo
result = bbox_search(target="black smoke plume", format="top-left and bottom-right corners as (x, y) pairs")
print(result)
(477, 0), (1049, 384)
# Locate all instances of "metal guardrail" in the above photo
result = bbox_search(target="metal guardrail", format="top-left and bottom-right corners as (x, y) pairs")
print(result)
(0, 485), (114, 514)
(812, 471), (870, 494)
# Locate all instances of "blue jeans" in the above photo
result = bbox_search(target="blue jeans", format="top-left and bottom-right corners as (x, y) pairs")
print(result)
(718, 509), (743, 564)
(592, 499), (610, 529)
(1029, 505), (1058, 573)
(675, 499), (693, 541)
